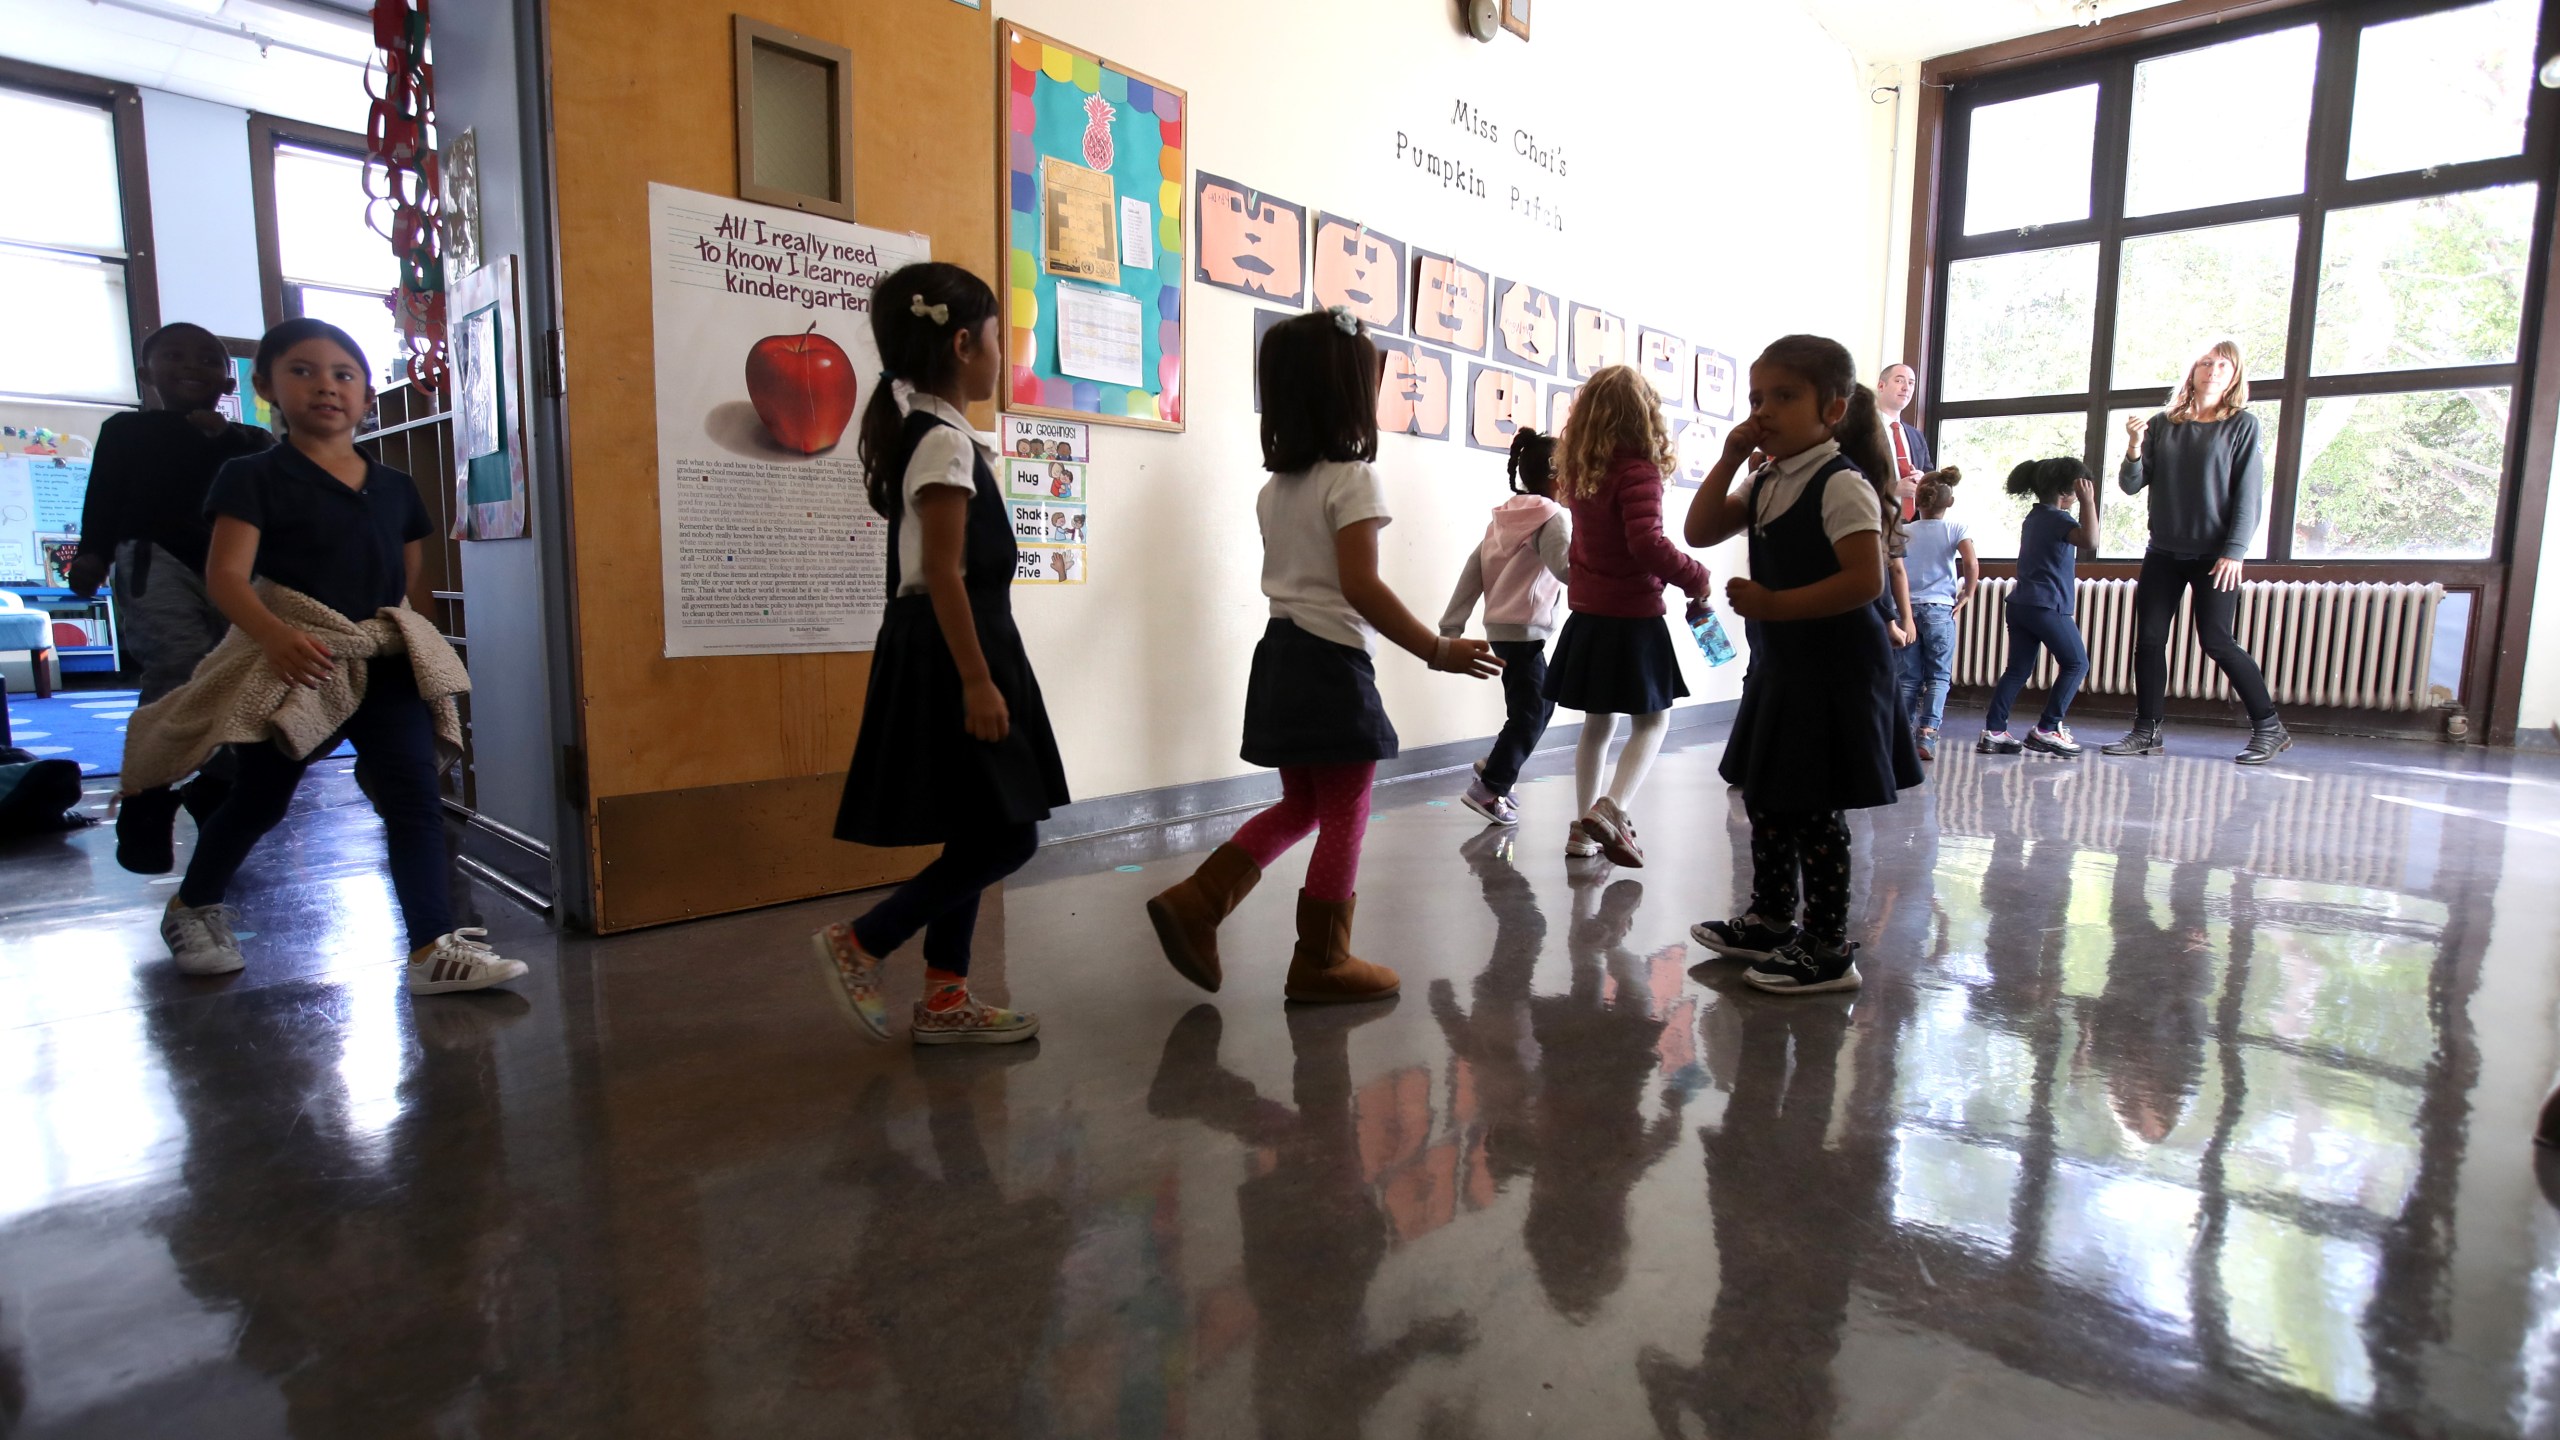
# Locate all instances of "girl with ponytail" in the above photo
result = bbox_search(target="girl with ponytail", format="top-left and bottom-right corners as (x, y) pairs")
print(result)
(816, 261), (1069, 1047)
(1440, 427), (1572, 826)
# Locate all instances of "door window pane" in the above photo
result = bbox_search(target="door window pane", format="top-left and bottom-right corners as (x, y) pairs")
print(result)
(2126, 26), (2318, 216)
(1963, 85), (2099, 236)
(0, 90), (122, 254)
(0, 243), (135, 403)
(2312, 185), (2535, 376)
(1933, 411), (2088, 559)
(274, 145), (397, 293)
(1942, 245), (2100, 402)
(296, 284), (406, 392)
(2347, 0), (2538, 180)
(2112, 218), (2297, 394)
(2294, 388), (2507, 558)
(2100, 402), (2277, 559)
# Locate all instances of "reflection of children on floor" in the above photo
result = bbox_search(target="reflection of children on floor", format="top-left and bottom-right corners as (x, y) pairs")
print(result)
(1148, 1004), (1476, 1438)
(818, 262), (1071, 1046)
(1146, 308), (1500, 1005)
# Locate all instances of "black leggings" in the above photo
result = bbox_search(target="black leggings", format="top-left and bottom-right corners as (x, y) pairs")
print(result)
(849, 821), (1039, 976)
(2133, 550), (2277, 726)
(1747, 807), (1852, 946)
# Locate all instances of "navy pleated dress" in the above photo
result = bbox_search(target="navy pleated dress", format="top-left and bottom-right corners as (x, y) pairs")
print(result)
(834, 409), (1071, 847)
(1719, 454), (1924, 811)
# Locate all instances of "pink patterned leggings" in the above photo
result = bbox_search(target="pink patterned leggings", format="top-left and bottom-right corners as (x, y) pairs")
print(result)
(1228, 762), (1375, 902)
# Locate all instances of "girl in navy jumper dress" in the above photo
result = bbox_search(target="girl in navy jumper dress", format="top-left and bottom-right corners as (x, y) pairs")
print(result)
(817, 262), (1071, 1047)
(1543, 365), (1713, 868)
(1146, 308), (1502, 1005)
(1682, 335), (1921, 994)
(1978, 457), (2097, 758)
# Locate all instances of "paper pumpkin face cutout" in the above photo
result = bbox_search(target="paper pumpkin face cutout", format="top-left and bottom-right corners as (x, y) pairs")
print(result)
(1671, 416), (1723, 488)
(1195, 172), (1307, 304)
(1637, 328), (1689, 408)
(1693, 348), (1738, 420)
(1412, 249), (1488, 355)
(1312, 216), (1406, 334)
(1569, 304), (1626, 378)
(1548, 384), (1577, 439)
(1375, 337), (1453, 440)
(1467, 363), (1540, 452)
(1492, 278), (1561, 374)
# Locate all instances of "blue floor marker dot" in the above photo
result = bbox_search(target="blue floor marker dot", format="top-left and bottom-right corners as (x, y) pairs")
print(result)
(1114, 864), (1144, 872)
(1426, 800), (1449, 807)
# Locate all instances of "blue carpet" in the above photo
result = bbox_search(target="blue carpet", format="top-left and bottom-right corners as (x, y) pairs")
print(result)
(3, 688), (349, 779)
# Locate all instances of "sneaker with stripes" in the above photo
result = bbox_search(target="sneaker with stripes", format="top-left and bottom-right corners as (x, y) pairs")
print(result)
(406, 929), (530, 995)
(162, 898), (247, 976)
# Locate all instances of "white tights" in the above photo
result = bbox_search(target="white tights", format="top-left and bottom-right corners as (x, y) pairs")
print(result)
(1574, 710), (1671, 817)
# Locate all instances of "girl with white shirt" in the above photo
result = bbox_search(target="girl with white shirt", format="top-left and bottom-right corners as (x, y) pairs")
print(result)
(1147, 307), (1502, 1004)
(815, 262), (1069, 1047)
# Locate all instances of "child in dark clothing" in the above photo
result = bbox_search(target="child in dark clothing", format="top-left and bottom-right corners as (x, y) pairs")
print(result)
(1978, 458), (2097, 758)
(69, 322), (276, 872)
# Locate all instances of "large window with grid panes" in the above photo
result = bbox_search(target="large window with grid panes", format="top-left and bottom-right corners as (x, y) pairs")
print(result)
(1922, 0), (2553, 600)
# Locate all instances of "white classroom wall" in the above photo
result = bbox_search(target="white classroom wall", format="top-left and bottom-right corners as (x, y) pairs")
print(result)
(991, 0), (1892, 803)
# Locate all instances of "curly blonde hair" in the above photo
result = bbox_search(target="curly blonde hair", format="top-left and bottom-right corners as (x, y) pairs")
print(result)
(1555, 365), (1671, 501)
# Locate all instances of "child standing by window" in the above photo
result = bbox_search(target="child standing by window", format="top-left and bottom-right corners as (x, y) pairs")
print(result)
(69, 322), (276, 874)
(1977, 458), (2096, 758)
(1543, 365), (1712, 868)
(1682, 335), (1921, 994)
(1443, 428), (1570, 827)
(1146, 307), (1502, 1004)
(816, 263), (1070, 1046)
(1898, 467), (1977, 761)
(151, 318), (525, 993)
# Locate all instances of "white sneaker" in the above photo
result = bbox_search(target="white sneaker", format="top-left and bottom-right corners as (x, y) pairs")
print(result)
(1565, 825), (1602, 859)
(162, 899), (247, 976)
(1581, 797), (1645, 868)
(406, 928), (529, 995)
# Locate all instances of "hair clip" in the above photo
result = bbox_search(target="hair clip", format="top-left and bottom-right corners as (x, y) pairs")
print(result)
(909, 294), (950, 325)
(1327, 304), (1360, 336)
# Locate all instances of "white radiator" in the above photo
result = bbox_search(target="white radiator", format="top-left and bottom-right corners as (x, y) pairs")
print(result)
(1951, 578), (2447, 712)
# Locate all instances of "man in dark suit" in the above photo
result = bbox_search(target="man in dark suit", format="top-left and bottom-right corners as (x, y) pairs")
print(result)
(1878, 362), (1931, 519)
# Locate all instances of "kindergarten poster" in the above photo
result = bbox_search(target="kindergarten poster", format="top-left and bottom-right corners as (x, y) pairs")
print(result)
(646, 183), (928, 657)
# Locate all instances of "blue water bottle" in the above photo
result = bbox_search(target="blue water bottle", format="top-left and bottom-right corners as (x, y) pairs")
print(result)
(1691, 609), (1736, 667)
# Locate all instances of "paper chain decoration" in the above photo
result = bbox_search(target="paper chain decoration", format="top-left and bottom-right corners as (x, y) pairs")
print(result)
(365, 0), (446, 393)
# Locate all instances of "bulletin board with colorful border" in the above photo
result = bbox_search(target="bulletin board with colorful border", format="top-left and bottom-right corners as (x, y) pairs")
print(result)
(998, 22), (1188, 432)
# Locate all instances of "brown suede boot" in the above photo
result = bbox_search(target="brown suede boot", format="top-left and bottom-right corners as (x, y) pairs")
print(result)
(1146, 843), (1263, 992)
(1282, 891), (1401, 1002)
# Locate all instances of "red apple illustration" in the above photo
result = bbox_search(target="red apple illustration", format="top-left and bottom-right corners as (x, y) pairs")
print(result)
(745, 324), (857, 453)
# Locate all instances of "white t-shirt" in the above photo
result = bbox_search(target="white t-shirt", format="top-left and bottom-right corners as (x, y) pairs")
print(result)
(1750, 438), (1883, 545)
(894, 393), (990, 597)
(1259, 460), (1393, 651)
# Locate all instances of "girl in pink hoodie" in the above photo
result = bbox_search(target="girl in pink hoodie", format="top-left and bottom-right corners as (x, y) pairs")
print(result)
(1443, 429), (1571, 827)
(1541, 366), (1712, 866)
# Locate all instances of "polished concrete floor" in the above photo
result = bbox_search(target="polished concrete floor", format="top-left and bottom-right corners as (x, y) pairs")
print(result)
(5, 728), (2560, 1438)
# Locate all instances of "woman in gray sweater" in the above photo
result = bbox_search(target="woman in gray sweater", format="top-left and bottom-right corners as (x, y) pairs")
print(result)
(2102, 339), (2290, 765)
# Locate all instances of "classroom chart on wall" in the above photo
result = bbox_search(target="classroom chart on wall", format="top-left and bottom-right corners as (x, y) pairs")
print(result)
(448, 255), (531, 541)
(645, 183), (925, 658)
(1002, 22), (1187, 431)
(1003, 415), (1087, 583)
(0, 453), (88, 584)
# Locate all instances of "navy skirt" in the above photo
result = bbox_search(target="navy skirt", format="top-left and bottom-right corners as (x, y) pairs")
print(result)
(834, 590), (1071, 847)
(1241, 618), (1399, 767)
(1543, 611), (1690, 715)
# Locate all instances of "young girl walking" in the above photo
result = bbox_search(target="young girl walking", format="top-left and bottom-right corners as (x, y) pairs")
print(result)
(1443, 428), (1571, 827)
(1977, 457), (2096, 758)
(1146, 307), (1502, 1003)
(817, 262), (1071, 1046)
(1542, 365), (1712, 868)
(1682, 335), (1921, 994)
(145, 318), (525, 992)
(1898, 467), (1977, 761)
